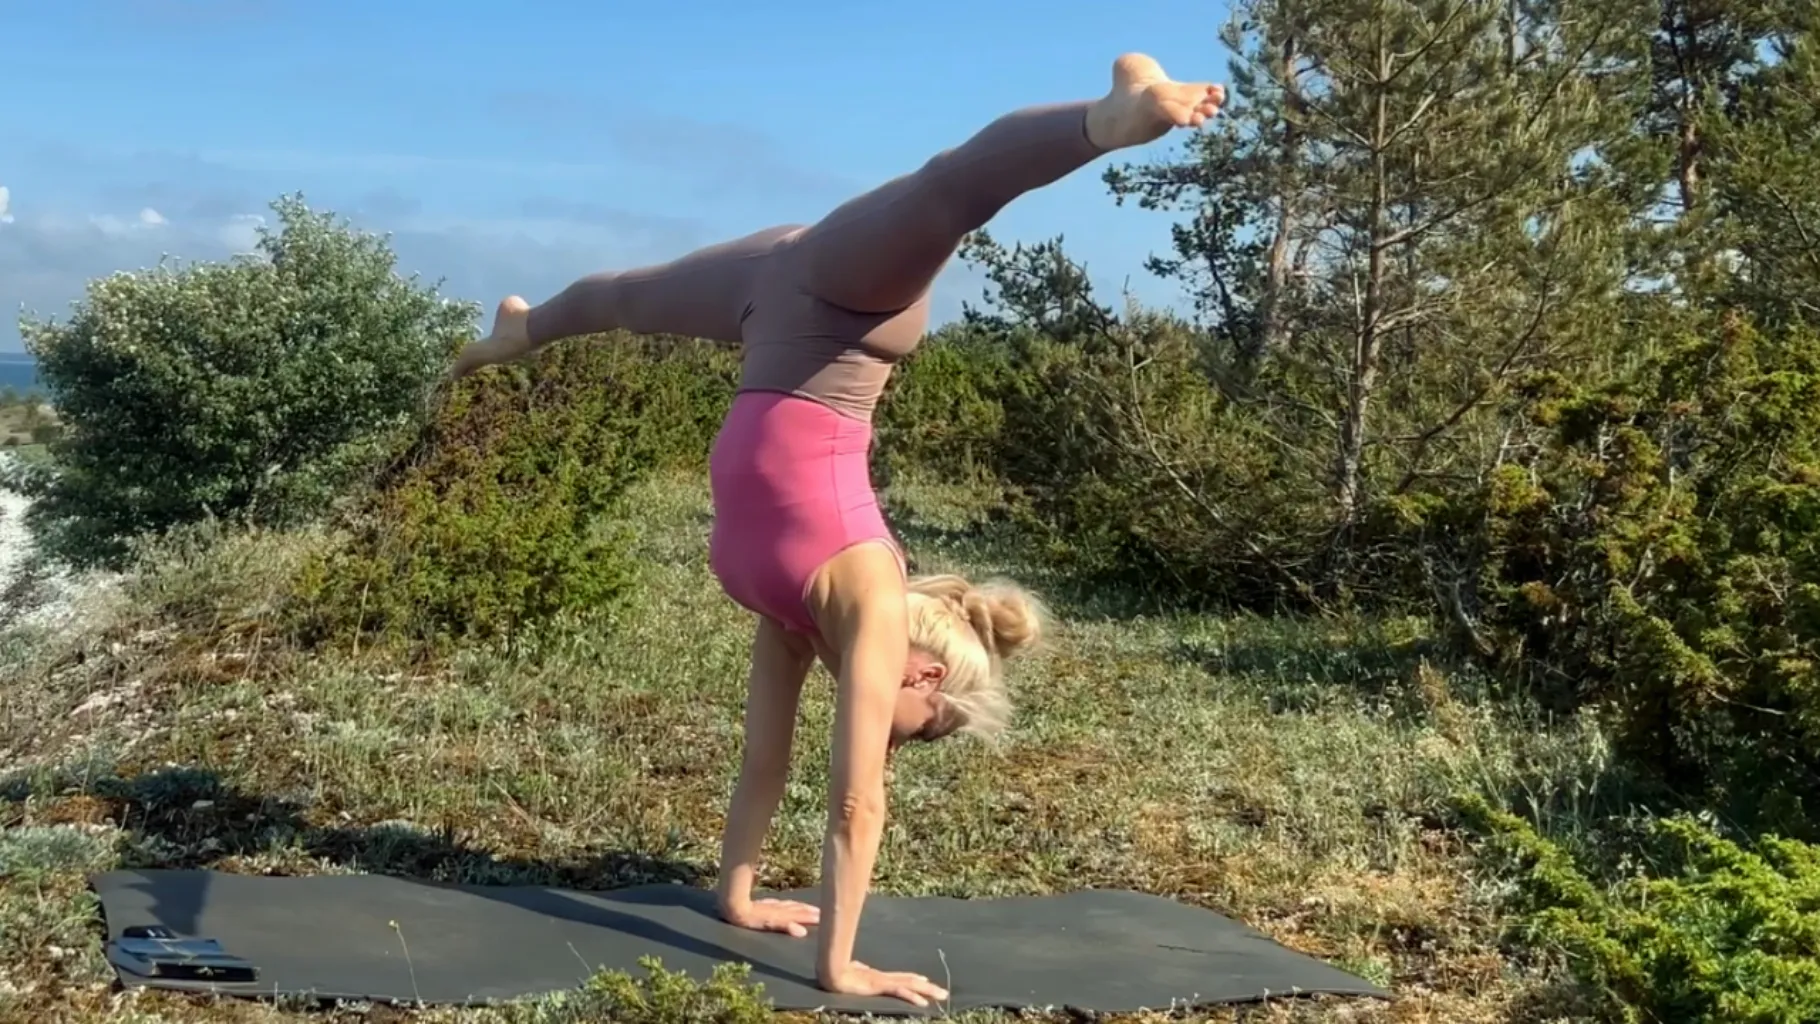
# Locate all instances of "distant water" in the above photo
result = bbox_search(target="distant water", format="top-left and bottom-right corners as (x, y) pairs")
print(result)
(0, 355), (39, 395)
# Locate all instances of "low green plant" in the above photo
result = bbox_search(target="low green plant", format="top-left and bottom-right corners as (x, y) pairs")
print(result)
(1429, 313), (1820, 837)
(1458, 793), (1820, 1024)
(873, 323), (1016, 489)
(987, 313), (1333, 608)
(506, 957), (774, 1024)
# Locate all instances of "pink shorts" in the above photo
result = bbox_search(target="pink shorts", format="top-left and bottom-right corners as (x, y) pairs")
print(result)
(708, 390), (905, 636)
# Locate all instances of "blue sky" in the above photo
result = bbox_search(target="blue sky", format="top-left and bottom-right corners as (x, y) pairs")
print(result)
(0, 0), (1237, 352)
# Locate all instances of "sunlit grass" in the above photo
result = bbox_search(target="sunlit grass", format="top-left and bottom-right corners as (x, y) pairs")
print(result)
(0, 469), (1616, 1023)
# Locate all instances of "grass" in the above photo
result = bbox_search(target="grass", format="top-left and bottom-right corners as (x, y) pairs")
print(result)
(0, 468), (1620, 1023)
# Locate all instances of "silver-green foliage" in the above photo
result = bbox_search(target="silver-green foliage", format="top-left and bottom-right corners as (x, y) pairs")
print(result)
(11, 194), (477, 568)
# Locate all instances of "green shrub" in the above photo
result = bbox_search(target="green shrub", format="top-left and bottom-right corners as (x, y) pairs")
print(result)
(873, 287), (1425, 612)
(1435, 313), (1820, 836)
(591, 334), (743, 472)
(984, 314), (1334, 608)
(1458, 793), (1820, 1024)
(868, 310), (1361, 610)
(502, 957), (773, 1024)
(11, 194), (473, 569)
(872, 323), (1016, 488)
(289, 333), (737, 649)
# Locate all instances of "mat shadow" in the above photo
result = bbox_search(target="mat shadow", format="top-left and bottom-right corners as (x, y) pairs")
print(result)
(7, 766), (723, 910)
(10, 765), (688, 877)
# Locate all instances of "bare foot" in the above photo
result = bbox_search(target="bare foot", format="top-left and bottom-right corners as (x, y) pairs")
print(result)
(450, 295), (532, 379)
(1085, 53), (1226, 151)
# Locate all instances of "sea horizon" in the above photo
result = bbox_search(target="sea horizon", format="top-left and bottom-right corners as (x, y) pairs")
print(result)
(0, 352), (38, 395)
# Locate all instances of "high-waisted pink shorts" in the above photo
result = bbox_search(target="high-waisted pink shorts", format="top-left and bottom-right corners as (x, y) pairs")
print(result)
(708, 390), (905, 636)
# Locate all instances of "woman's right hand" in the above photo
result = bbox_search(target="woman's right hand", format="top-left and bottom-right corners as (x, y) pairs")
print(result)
(820, 960), (950, 1007)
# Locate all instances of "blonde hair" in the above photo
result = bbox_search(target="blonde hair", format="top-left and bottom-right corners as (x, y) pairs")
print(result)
(903, 573), (1047, 741)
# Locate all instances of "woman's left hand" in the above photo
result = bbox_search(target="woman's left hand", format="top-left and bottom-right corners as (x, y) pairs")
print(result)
(719, 897), (822, 937)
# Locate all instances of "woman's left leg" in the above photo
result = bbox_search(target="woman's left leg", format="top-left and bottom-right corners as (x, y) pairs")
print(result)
(450, 223), (799, 377)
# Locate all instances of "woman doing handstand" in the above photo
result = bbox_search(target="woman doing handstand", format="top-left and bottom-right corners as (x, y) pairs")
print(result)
(448, 52), (1225, 1007)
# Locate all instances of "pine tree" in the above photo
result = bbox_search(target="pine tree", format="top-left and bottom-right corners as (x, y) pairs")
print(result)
(1104, 0), (1655, 560)
(1692, 3), (1820, 325)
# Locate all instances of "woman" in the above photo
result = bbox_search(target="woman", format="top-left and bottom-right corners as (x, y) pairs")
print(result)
(448, 52), (1224, 1006)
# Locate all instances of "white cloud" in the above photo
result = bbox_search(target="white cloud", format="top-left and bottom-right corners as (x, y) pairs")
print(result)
(0, 186), (13, 225)
(87, 207), (172, 237)
(217, 213), (264, 254)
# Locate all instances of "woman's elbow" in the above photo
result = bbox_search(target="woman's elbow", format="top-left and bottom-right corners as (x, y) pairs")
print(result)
(831, 790), (887, 832)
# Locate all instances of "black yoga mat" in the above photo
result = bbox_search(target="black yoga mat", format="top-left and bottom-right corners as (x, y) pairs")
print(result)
(89, 869), (1389, 1015)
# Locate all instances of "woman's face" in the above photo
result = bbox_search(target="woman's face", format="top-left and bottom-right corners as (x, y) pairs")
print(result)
(889, 649), (952, 750)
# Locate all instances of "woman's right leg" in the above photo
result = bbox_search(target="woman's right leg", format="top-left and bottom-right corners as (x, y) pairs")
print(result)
(784, 53), (1224, 315)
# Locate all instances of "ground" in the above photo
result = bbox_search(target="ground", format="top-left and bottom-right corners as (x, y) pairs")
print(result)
(0, 401), (57, 449)
(0, 470), (1608, 1023)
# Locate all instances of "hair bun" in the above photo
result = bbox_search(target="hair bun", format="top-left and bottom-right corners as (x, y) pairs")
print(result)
(904, 573), (1048, 661)
(964, 579), (1045, 659)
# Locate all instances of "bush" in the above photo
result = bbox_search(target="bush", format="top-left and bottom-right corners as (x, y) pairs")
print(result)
(1433, 313), (1820, 836)
(872, 323), (1016, 489)
(12, 194), (474, 569)
(289, 333), (738, 649)
(506, 956), (772, 1024)
(1056, 322), (1317, 604)
(874, 234), (1442, 613)
(601, 335), (744, 472)
(905, 313), (1338, 609)
(1458, 793), (1820, 1024)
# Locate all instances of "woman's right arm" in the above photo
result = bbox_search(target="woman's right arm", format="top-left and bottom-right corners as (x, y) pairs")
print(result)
(811, 582), (949, 1008)
(815, 612), (898, 987)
